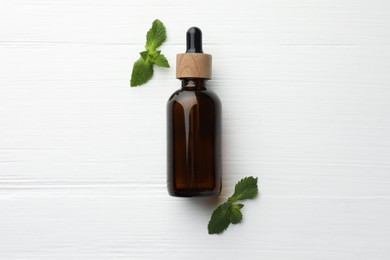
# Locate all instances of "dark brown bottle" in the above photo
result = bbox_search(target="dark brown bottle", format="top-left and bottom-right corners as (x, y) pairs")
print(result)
(167, 27), (221, 197)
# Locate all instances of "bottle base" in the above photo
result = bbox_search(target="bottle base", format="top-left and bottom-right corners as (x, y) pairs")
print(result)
(168, 189), (220, 197)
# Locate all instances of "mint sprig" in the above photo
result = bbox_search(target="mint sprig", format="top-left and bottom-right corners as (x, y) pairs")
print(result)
(208, 177), (258, 234)
(130, 19), (170, 87)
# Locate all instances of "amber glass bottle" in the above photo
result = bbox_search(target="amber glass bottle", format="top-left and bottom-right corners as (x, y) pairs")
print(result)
(167, 27), (221, 197)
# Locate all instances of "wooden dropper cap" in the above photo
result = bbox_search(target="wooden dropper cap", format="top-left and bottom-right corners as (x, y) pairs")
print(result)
(176, 27), (212, 79)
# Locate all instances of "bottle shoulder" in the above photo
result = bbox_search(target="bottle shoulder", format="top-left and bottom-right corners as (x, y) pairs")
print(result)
(167, 88), (221, 106)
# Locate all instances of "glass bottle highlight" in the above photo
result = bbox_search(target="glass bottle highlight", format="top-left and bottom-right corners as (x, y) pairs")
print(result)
(167, 27), (222, 197)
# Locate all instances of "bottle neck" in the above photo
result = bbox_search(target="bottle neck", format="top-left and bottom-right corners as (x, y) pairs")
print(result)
(181, 78), (207, 90)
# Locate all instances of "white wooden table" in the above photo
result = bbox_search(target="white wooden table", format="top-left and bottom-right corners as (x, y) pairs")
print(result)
(1, 0), (390, 259)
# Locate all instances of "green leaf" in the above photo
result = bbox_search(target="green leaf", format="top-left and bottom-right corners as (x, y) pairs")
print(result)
(130, 19), (169, 87)
(230, 176), (258, 202)
(130, 57), (154, 87)
(153, 53), (170, 68)
(228, 204), (244, 224)
(145, 19), (167, 51)
(208, 203), (231, 234)
(208, 176), (258, 235)
(140, 50), (148, 61)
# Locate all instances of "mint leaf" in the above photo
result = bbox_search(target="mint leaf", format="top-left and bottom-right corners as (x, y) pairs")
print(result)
(154, 53), (170, 68)
(130, 58), (153, 87)
(130, 19), (169, 87)
(230, 176), (258, 202)
(140, 51), (148, 61)
(208, 203), (231, 234)
(228, 204), (244, 224)
(208, 176), (258, 235)
(145, 19), (167, 51)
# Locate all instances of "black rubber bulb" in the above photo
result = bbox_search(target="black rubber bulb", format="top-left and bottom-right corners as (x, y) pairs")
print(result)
(186, 27), (203, 53)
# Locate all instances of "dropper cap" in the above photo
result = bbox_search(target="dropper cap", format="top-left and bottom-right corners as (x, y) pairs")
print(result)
(176, 27), (212, 79)
(186, 27), (203, 53)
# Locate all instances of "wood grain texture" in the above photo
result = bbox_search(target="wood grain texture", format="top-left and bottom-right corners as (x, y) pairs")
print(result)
(1, 0), (390, 259)
(176, 53), (212, 79)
